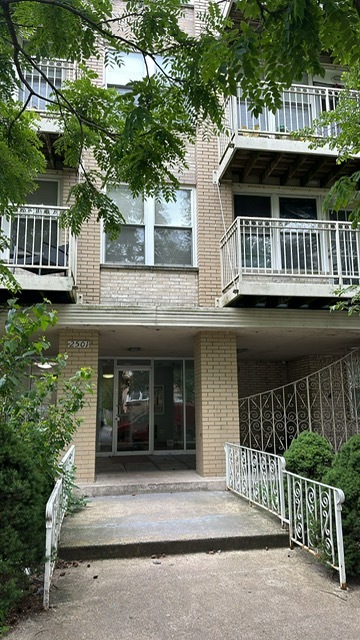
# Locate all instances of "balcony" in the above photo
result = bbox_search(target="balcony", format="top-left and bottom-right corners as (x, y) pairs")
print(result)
(220, 217), (360, 306)
(217, 84), (360, 184)
(18, 60), (76, 132)
(0, 205), (76, 295)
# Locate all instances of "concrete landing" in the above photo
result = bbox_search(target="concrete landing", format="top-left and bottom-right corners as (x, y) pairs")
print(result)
(60, 491), (289, 561)
(81, 454), (221, 497)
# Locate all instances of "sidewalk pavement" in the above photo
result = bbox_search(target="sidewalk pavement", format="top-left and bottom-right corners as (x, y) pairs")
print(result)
(7, 548), (360, 640)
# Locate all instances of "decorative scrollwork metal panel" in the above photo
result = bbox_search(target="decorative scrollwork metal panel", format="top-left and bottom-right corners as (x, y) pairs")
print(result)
(239, 350), (360, 454)
(224, 443), (286, 522)
(286, 472), (345, 583)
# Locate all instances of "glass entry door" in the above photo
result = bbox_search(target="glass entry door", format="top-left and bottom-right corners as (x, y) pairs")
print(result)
(116, 368), (150, 452)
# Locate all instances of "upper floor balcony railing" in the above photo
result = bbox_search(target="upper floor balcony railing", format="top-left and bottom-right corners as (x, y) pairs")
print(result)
(18, 59), (76, 117)
(220, 216), (360, 304)
(218, 83), (348, 162)
(0, 205), (76, 293)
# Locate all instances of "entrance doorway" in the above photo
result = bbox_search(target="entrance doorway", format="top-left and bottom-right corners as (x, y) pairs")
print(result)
(96, 358), (195, 456)
(117, 367), (150, 453)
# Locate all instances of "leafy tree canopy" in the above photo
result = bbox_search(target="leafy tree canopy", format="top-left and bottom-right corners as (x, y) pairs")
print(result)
(0, 0), (360, 242)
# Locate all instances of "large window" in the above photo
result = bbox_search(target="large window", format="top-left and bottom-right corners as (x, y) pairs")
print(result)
(105, 52), (146, 93)
(104, 186), (194, 266)
(105, 51), (167, 93)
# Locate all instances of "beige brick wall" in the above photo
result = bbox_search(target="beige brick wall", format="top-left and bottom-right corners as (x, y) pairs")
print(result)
(72, 5), (197, 305)
(287, 352), (347, 382)
(59, 330), (99, 482)
(194, 331), (239, 476)
(238, 361), (288, 398)
(238, 353), (349, 400)
(100, 267), (198, 306)
(196, 138), (233, 306)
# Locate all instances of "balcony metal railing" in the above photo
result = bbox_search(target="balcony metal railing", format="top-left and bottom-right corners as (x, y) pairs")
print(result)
(0, 205), (76, 282)
(219, 84), (352, 160)
(18, 59), (76, 113)
(239, 349), (360, 455)
(220, 217), (360, 293)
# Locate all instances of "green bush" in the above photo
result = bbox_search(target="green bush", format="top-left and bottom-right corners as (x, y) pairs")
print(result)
(0, 421), (52, 628)
(0, 301), (92, 628)
(284, 431), (334, 481)
(322, 434), (360, 577)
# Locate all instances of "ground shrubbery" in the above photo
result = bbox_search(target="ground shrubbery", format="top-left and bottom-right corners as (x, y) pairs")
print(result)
(283, 431), (335, 481)
(284, 431), (360, 578)
(0, 421), (53, 626)
(322, 435), (360, 577)
(0, 302), (92, 631)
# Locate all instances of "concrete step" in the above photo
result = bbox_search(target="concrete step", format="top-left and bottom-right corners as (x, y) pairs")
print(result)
(59, 491), (289, 561)
(78, 476), (226, 497)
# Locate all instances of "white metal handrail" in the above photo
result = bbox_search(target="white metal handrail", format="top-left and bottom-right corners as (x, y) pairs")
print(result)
(220, 217), (360, 292)
(1, 205), (75, 277)
(224, 442), (286, 523)
(239, 349), (360, 454)
(43, 445), (75, 609)
(18, 59), (76, 113)
(219, 83), (356, 160)
(225, 442), (346, 589)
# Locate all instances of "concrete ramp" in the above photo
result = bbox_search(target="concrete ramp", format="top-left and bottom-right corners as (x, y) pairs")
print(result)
(59, 491), (288, 561)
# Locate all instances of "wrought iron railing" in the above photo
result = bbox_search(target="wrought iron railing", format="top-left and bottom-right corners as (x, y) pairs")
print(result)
(225, 443), (286, 522)
(220, 217), (360, 293)
(239, 350), (360, 454)
(18, 59), (76, 113)
(219, 83), (351, 161)
(225, 443), (346, 589)
(0, 205), (76, 280)
(43, 445), (75, 610)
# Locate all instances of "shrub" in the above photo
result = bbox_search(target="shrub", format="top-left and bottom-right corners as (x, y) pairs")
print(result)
(0, 301), (92, 628)
(322, 434), (360, 577)
(0, 420), (52, 628)
(284, 431), (334, 481)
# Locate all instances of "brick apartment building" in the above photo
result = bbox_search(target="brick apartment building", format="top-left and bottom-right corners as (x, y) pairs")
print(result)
(2, 0), (360, 482)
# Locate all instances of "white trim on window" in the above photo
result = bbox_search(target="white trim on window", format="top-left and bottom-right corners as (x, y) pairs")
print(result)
(103, 186), (196, 267)
(233, 185), (327, 221)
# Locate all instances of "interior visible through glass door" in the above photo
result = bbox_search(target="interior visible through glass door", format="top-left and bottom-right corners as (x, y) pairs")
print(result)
(117, 369), (150, 452)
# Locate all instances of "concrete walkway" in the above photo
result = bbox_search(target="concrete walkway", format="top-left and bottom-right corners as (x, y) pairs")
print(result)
(8, 549), (360, 640)
(59, 491), (288, 560)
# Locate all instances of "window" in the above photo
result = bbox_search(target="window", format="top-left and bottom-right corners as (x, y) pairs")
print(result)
(104, 186), (194, 267)
(233, 193), (320, 272)
(105, 51), (167, 94)
(105, 52), (146, 94)
(234, 194), (271, 218)
(234, 194), (318, 220)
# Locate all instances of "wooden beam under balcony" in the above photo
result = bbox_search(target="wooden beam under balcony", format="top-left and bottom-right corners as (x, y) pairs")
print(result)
(239, 151), (261, 181)
(300, 157), (329, 187)
(280, 155), (307, 185)
(320, 162), (348, 188)
(259, 154), (285, 184)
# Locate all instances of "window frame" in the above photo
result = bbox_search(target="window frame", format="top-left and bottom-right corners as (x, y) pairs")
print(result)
(233, 187), (326, 221)
(102, 186), (196, 268)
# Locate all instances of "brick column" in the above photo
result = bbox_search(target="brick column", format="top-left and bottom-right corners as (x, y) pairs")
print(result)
(194, 331), (239, 476)
(58, 329), (99, 482)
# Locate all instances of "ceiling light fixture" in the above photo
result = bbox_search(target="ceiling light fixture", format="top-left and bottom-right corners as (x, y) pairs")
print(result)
(35, 361), (56, 369)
